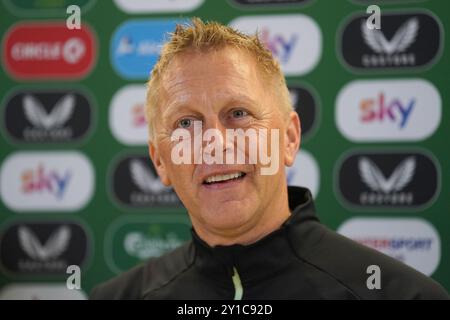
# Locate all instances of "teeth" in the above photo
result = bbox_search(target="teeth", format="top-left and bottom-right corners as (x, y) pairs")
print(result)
(205, 172), (244, 184)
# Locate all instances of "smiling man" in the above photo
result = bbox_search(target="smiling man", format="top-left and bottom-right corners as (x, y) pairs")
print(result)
(91, 18), (448, 300)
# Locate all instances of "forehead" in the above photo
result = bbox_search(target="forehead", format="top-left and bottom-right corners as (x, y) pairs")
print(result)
(160, 47), (264, 105)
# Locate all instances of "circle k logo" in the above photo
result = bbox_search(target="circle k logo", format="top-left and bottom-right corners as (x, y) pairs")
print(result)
(2, 22), (96, 80)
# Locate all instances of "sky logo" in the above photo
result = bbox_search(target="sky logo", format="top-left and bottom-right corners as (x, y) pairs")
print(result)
(109, 85), (148, 145)
(21, 165), (71, 200)
(0, 152), (94, 212)
(229, 14), (321, 76)
(336, 79), (441, 142)
(360, 93), (415, 129)
(132, 104), (146, 127)
(111, 20), (184, 79)
(260, 28), (298, 64)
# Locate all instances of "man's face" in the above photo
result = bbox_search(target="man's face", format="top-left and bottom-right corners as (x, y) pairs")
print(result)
(149, 47), (300, 243)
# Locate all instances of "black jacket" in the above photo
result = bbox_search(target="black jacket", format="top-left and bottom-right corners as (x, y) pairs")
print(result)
(91, 187), (449, 300)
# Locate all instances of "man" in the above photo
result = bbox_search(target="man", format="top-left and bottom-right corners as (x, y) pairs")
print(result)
(91, 18), (448, 300)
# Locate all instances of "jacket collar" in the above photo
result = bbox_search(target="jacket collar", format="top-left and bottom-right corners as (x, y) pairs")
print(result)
(192, 186), (318, 285)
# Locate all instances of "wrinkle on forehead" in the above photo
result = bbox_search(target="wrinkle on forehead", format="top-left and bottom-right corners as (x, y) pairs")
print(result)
(159, 47), (262, 112)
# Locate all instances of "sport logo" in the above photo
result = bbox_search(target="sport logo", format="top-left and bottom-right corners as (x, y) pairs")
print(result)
(336, 150), (439, 209)
(339, 11), (442, 70)
(338, 218), (441, 276)
(0, 221), (89, 275)
(2, 90), (93, 143)
(0, 152), (94, 212)
(110, 155), (181, 208)
(229, 14), (322, 76)
(336, 79), (441, 142)
(3, 22), (96, 79)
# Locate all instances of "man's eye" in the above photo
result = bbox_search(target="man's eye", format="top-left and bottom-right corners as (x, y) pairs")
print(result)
(178, 118), (192, 128)
(232, 109), (248, 118)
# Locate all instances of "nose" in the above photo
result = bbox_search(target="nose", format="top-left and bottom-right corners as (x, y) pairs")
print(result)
(202, 116), (233, 159)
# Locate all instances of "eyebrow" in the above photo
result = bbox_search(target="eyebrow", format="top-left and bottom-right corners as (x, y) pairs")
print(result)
(163, 94), (194, 118)
(224, 94), (258, 108)
(162, 92), (258, 119)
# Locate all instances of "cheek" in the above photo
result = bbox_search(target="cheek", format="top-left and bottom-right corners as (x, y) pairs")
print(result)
(158, 140), (196, 186)
(167, 163), (195, 187)
(258, 122), (285, 158)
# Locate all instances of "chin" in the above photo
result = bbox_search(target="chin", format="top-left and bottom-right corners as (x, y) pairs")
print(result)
(201, 202), (256, 231)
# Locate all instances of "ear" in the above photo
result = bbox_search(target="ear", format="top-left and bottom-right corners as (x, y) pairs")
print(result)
(284, 111), (301, 167)
(148, 140), (171, 186)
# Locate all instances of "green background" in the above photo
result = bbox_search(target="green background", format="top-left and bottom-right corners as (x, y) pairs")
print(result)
(0, 0), (449, 296)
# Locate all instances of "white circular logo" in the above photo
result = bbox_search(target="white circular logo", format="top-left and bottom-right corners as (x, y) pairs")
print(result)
(63, 38), (86, 64)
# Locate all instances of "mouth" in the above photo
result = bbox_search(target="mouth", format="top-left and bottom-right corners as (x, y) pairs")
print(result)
(202, 171), (246, 187)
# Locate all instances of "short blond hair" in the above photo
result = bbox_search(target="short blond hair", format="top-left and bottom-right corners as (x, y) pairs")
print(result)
(146, 17), (292, 141)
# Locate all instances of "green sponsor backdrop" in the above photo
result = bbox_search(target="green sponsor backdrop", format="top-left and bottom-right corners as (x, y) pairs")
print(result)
(105, 215), (191, 274)
(0, 0), (449, 296)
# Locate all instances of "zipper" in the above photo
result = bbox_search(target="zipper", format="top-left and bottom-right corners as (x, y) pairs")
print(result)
(232, 266), (243, 300)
